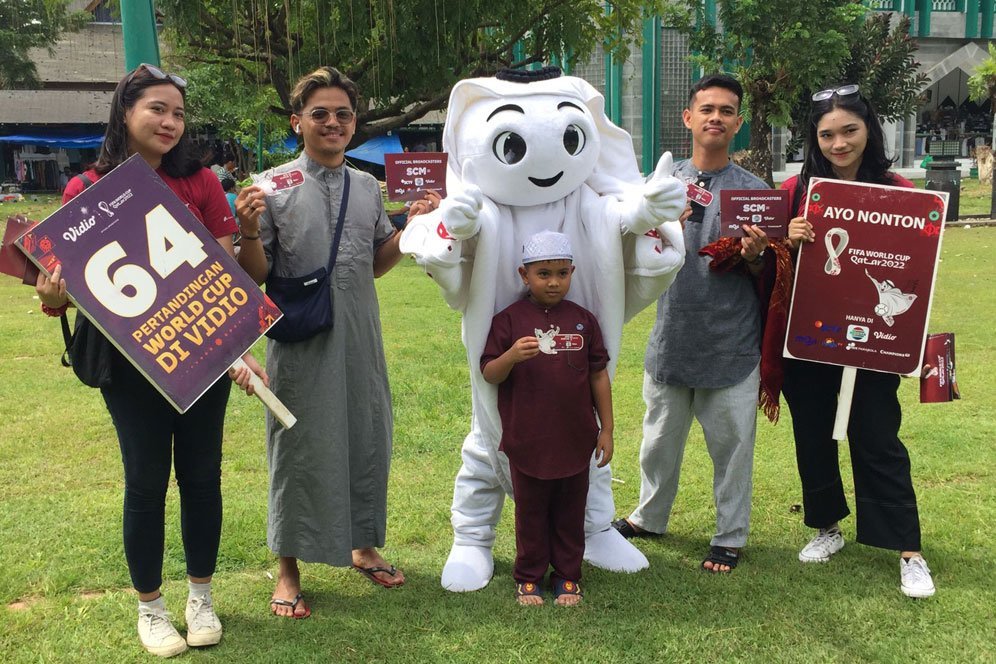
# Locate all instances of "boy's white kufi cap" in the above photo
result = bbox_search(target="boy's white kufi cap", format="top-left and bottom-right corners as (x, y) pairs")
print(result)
(522, 231), (573, 264)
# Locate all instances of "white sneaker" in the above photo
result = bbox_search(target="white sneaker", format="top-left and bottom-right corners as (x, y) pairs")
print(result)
(900, 555), (936, 598)
(798, 528), (845, 563)
(185, 594), (223, 647)
(138, 605), (188, 658)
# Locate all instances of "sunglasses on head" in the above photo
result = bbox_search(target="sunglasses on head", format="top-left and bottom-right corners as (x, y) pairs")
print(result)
(300, 107), (356, 124)
(127, 63), (187, 89)
(812, 84), (859, 102)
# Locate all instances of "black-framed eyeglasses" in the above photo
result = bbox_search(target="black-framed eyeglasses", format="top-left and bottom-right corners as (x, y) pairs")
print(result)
(127, 63), (187, 89)
(812, 84), (859, 102)
(301, 108), (356, 124)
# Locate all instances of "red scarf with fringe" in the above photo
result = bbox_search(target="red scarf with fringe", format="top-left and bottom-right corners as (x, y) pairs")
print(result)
(698, 238), (793, 423)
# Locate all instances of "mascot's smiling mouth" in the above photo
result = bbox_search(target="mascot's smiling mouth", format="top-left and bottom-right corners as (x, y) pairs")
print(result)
(528, 172), (564, 187)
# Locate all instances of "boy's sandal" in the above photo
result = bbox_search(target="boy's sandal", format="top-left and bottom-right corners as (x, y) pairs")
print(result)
(552, 578), (583, 599)
(515, 582), (544, 602)
(701, 546), (740, 572)
(270, 592), (311, 619)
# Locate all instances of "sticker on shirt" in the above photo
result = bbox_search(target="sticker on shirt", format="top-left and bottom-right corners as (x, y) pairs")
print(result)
(686, 182), (714, 207)
(535, 326), (584, 355)
(252, 169), (305, 195)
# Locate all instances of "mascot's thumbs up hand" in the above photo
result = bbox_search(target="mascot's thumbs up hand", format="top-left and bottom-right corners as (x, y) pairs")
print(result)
(625, 152), (687, 235)
(440, 159), (484, 240)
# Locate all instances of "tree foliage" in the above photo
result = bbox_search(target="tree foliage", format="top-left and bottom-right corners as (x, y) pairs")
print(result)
(968, 41), (996, 111)
(785, 12), (929, 156)
(0, 0), (88, 88)
(839, 12), (928, 123)
(666, 0), (868, 185)
(156, 0), (668, 157)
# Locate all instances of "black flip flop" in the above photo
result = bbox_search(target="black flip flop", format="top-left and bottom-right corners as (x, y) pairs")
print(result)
(353, 564), (405, 588)
(270, 592), (311, 619)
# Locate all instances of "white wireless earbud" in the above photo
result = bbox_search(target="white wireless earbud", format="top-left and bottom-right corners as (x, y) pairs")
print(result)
(294, 125), (302, 135)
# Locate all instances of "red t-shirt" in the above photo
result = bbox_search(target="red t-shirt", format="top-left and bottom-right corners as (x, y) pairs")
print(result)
(781, 173), (915, 217)
(63, 166), (237, 238)
(481, 297), (609, 480)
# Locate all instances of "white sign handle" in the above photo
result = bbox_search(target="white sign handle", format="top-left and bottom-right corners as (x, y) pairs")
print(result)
(832, 366), (857, 441)
(230, 357), (297, 429)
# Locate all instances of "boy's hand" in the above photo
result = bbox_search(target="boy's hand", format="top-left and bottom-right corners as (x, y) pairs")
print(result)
(595, 429), (614, 467)
(507, 336), (540, 364)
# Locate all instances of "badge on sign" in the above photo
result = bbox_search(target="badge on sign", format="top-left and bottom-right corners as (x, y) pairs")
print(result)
(687, 182), (714, 207)
(536, 327), (584, 354)
(552, 334), (584, 351)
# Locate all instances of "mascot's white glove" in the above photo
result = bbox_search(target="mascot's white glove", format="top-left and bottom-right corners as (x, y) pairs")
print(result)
(440, 160), (484, 241)
(623, 152), (687, 236)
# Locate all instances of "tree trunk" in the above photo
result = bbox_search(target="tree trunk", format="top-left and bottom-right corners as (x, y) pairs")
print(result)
(991, 149), (996, 220)
(745, 103), (774, 187)
(990, 103), (996, 219)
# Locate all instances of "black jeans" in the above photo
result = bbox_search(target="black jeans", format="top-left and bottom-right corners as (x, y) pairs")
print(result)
(101, 354), (231, 593)
(782, 359), (921, 551)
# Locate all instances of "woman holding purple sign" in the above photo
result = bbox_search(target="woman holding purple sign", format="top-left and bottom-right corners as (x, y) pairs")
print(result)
(36, 64), (267, 657)
(780, 86), (935, 599)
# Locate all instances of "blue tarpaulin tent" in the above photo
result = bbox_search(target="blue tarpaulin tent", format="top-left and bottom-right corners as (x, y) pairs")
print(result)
(0, 134), (104, 148)
(345, 133), (403, 165)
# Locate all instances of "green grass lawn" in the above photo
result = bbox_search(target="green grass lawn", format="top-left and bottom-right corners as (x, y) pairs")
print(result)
(910, 177), (994, 218)
(1, 202), (994, 662)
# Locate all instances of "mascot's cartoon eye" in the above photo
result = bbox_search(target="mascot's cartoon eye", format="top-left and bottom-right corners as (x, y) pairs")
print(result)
(563, 124), (586, 156)
(492, 132), (527, 165)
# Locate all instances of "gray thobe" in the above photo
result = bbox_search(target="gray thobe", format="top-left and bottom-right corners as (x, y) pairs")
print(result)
(258, 153), (395, 565)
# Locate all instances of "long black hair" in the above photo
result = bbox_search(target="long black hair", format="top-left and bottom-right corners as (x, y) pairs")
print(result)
(94, 66), (201, 178)
(794, 92), (895, 209)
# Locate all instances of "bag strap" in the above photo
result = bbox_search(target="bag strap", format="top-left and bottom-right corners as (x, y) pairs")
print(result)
(60, 313), (73, 367)
(60, 173), (95, 367)
(326, 169), (350, 273)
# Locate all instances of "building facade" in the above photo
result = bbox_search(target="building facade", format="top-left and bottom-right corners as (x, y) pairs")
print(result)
(0, 1), (123, 191)
(570, 2), (996, 174)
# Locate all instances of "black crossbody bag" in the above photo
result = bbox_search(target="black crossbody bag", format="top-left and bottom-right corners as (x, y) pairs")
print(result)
(59, 173), (116, 387)
(264, 169), (350, 343)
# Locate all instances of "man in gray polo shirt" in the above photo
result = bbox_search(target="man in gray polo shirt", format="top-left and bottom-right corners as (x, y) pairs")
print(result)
(613, 74), (770, 572)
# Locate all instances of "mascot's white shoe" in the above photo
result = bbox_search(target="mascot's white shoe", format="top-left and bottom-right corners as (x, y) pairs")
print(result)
(583, 527), (649, 572)
(441, 544), (494, 592)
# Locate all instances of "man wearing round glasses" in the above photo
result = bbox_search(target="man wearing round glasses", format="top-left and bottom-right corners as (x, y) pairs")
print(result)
(292, 96), (357, 165)
(235, 66), (409, 619)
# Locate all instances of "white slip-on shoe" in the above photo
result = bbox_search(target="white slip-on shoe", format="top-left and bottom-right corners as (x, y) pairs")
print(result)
(900, 555), (936, 598)
(138, 605), (188, 658)
(185, 594), (223, 646)
(798, 528), (845, 563)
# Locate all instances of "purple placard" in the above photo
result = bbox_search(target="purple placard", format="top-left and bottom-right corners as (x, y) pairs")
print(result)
(384, 152), (447, 201)
(719, 189), (789, 238)
(17, 155), (282, 412)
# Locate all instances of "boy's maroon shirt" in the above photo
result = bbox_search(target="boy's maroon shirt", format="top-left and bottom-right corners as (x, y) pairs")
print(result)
(481, 297), (609, 479)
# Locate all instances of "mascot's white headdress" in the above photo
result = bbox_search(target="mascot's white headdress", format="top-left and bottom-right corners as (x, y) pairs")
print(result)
(442, 67), (642, 205)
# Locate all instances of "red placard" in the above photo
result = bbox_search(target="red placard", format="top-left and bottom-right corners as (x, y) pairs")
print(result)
(16, 155), (282, 412)
(719, 189), (789, 238)
(784, 178), (946, 376)
(384, 152), (447, 201)
(1, 215), (38, 283)
(920, 332), (959, 402)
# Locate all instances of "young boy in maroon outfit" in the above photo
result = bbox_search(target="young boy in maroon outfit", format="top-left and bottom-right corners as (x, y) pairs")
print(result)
(480, 231), (614, 607)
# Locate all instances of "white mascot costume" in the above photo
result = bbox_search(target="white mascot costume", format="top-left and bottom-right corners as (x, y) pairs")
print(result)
(400, 67), (687, 591)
